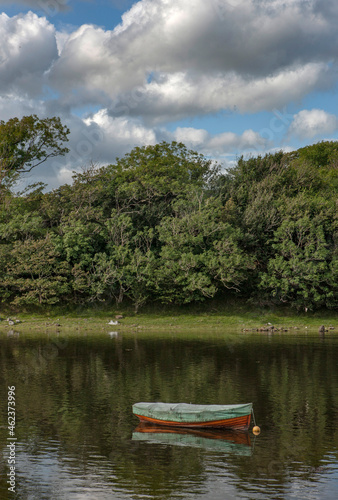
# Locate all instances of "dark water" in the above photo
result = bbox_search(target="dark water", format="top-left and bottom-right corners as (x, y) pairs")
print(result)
(1, 328), (338, 499)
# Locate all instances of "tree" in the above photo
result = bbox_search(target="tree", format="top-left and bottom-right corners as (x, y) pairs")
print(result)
(259, 195), (337, 310)
(60, 207), (107, 267)
(155, 195), (253, 304)
(1, 235), (70, 305)
(0, 115), (70, 188)
(86, 211), (135, 305)
(87, 212), (157, 311)
(104, 141), (218, 228)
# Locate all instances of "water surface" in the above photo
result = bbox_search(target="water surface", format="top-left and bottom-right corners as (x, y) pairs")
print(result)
(1, 328), (338, 499)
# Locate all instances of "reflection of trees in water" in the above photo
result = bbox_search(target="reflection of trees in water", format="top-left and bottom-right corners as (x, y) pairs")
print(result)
(0, 334), (338, 496)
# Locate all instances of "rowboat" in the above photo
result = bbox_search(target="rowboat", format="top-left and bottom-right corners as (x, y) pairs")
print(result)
(132, 424), (252, 455)
(132, 402), (252, 430)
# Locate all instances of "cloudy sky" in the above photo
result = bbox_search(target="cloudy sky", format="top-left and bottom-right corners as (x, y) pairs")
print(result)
(1, 0), (338, 190)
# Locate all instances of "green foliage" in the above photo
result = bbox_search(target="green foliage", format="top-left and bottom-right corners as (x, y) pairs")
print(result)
(0, 133), (337, 311)
(155, 195), (251, 304)
(103, 141), (218, 228)
(61, 208), (107, 267)
(1, 236), (70, 305)
(0, 212), (45, 241)
(260, 214), (336, 309)
(295, 140), (338, 168)
(113, 141), (215, 193)
(0, 114), (69, 188)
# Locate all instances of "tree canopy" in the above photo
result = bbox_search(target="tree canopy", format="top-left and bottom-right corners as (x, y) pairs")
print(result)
(0, 114), (70, 188)
(0, 128), (337, 312)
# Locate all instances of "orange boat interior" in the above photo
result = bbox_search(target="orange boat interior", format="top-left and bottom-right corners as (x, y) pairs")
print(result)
(134, 413), (251, 430)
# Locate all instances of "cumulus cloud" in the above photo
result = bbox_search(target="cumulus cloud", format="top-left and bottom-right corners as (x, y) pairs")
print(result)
(0, 95), (46, 121)
(0, 0), (70, 12)
(289, 109), (338, 139)
(112, 0), (337, 77)
(2, 1), (338, 188)
(171, 127), (210, 147)
(171, 126), (269, 157)
(0, 12), (58, 97)
(109, 63), (329, 124)
(2, 1), (338, 119)
(44, 0), (338, 122)
(84, 108), (156, 150)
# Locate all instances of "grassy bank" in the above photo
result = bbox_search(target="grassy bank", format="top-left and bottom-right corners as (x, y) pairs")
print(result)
(0, 300), (337, 334)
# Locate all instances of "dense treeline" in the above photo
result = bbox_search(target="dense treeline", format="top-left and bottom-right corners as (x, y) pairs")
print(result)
(0, 125), (337, 311)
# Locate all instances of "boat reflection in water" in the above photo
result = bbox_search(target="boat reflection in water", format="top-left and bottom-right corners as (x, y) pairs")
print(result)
(132, 424), (252, 456)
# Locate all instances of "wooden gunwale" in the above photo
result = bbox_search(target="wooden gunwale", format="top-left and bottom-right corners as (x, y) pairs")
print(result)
(134, 413), (251, 430)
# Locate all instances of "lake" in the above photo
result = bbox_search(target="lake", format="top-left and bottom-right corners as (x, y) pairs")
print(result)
(1, 327), (338, 499)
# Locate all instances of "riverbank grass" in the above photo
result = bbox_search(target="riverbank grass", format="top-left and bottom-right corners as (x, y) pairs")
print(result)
(0, 302), (336, 334)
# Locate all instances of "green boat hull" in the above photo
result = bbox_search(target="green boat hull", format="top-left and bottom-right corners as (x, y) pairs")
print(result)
(132, 402), (253, 430)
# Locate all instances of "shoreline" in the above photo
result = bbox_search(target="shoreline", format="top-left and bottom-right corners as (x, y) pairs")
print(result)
(0, 308), (337, 334)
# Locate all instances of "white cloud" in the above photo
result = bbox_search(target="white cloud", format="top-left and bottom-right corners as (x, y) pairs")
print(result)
(2, 1), (338, 120)
(55, 29), (71, 56)
(44, 0), (338, 122)
(170, 126), (270, 158)
(207, 129), (268, 152)
(0, 12), (58, 97)
(0, 95), (46, 121)
(117, 63), (329, 124)
(2, 1), (338, 189)
(84, 108), (156, 146)
(172, 127), (209, 147)
(289, 109), (338, 139)
(0, 0), (69, 12)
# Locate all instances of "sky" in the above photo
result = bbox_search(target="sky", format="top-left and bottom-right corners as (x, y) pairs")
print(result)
(1, 0), (338, 190)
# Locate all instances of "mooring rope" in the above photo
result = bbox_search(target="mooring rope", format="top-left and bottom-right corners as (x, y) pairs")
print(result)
(251, 408), (257, 427)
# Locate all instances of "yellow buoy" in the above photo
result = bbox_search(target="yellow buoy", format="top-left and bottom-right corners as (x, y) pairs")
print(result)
(252, 426), (261, 435)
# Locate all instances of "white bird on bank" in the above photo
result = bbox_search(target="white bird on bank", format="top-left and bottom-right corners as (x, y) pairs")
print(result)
(108, 320), (119, 325)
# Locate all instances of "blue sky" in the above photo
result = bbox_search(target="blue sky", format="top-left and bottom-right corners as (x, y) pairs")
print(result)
(1, 0), (338, 189)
